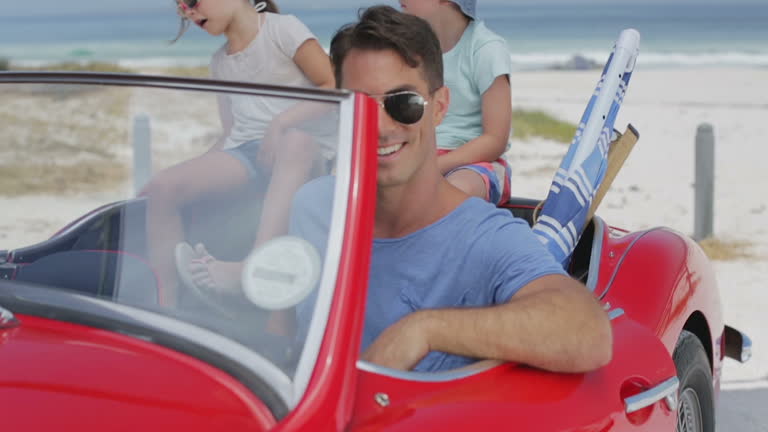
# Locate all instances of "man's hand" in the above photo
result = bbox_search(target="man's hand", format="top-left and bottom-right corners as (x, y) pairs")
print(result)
(361, 312), (432, 371)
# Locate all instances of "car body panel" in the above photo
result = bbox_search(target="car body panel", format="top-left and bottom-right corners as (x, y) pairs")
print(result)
(349, 313), (677, 431)
(272, 94), (378, 431)
(0, 315), (275, 431)
(597, 227), (725, 392)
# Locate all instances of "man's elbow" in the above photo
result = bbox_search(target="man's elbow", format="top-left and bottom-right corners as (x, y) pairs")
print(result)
(574, 312), (613, 372)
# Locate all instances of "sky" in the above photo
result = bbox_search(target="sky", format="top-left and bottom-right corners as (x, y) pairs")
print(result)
(4, 0), (764, 17)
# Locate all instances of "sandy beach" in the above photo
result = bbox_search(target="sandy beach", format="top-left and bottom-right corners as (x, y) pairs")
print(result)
(1, 65), (767, 429)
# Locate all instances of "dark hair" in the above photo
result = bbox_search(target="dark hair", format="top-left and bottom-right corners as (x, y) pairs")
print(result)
(329, 5), (443, 93)
(171, 0), (279, 44)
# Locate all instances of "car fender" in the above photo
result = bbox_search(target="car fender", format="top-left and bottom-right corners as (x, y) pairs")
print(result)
(597, 227), (724, 385)
(348, 312), (678, 431)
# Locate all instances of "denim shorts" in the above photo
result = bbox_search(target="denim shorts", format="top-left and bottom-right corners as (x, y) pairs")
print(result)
(224, 139), (264, 181)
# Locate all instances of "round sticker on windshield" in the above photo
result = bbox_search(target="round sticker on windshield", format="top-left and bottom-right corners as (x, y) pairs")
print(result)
(241, 236), (321, 310)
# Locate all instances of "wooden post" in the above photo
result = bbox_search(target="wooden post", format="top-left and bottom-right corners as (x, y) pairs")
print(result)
(132, 113), (152, 195)
(694, 123), (715, 241)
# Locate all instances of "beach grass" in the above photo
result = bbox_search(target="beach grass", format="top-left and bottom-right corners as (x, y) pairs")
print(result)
(0, 85), (131, 196)
(513, 109), (577, 143)
(158, 66), (209, 78)
(0, 161), (129, 197)
(698, 237), (756, 261)
(13, 61), (135, 74)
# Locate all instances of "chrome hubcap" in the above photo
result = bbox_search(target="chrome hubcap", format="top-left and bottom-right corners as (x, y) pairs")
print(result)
(677, 388), (703, 432)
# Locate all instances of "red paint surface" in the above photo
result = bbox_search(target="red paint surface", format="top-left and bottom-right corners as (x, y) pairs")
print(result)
(348, 314), (677, 431)
(274, 93), (378, 431)
(0, 315), (276, 431)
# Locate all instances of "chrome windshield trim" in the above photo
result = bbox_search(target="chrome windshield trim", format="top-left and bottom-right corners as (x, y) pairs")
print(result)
(356, 359), (504, 382)
(0, 71), (350, 103)
(585, 216), (606, 293)
(52, 200), (127, 241)
(608, 308), (625, 320)
(0, 282), (292, 415)
(291, 94), (355, 406)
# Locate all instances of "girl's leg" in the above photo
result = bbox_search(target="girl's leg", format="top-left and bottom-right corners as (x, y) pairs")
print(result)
(258, 129), (315, 336)
(256, 129), (316, 244)
(193, 130), (316, 294)
(446, 169), (489, 200)
(144, 151), (250, 306)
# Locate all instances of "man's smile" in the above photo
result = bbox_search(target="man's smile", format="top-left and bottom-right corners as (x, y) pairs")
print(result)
(377, 142), (405, 157)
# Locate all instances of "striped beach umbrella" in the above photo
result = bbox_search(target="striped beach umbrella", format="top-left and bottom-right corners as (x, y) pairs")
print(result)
(532, 29), (641, 267)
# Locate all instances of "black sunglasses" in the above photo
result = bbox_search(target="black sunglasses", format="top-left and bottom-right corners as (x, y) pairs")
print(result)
(371, 91), (429, 125)
(178, 0), (200, 11)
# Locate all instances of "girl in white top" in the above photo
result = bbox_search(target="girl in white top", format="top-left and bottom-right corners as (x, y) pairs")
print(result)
(143, 0), (334, 304)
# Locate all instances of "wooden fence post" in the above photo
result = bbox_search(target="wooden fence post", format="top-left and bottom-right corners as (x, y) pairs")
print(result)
(694, 123), (715, 241)
(132, 113), (152, 195)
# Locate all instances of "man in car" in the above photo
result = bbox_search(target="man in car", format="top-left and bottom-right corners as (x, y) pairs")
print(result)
(293, 5), (612, 373)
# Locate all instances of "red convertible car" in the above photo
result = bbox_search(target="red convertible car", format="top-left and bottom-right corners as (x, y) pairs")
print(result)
(0, 72), (751, 431)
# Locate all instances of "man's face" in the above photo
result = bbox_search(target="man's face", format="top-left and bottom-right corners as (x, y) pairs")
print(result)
(340, 48), (448, 188)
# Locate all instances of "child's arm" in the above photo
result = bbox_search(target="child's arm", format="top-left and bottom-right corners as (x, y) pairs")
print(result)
(437, 75), (511, 175)
(272, 39), (335, 130)
(209, 55), (233, 152)
(294, 39), (335, 89)
(259, 39), (335, 166)
(211, 93), (234, 152)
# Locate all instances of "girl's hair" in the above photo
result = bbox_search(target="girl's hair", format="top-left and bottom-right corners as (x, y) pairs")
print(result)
(171, 0), (280, 44)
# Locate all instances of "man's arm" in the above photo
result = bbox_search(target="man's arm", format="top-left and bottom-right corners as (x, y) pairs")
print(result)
(361, 274), (612, 373)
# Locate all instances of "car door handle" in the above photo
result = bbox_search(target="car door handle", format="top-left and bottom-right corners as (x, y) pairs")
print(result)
(624, 377), (679, 413)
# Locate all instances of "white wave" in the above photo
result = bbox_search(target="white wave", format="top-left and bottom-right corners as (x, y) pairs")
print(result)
(118, 57), (210, 69)
(5, 42), (768, 71)
(510, 50), (768, 70)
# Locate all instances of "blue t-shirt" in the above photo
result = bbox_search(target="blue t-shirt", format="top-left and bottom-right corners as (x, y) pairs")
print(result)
(290, 178), (566, 373)
(364, 197), (566, 372)
(437, 20), (512, 150)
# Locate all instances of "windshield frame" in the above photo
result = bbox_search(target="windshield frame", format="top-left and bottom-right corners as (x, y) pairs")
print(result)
(0, 71), (356, 418)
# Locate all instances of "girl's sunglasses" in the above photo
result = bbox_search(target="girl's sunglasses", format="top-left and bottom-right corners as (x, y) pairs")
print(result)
(371, 91), (429, 125)
(178, 0), (200, 12)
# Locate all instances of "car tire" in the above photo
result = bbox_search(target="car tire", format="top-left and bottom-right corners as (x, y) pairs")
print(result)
(674, 330), (715, 432)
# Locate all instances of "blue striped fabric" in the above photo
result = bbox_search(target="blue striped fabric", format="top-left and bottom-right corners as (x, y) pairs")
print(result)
(532, 29), (640, 267)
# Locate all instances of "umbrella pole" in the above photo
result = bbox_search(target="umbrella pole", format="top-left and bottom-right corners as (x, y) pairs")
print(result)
(587, 124), (639, 220)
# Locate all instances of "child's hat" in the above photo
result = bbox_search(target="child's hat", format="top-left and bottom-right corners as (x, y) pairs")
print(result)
(449, 0), (476, 19)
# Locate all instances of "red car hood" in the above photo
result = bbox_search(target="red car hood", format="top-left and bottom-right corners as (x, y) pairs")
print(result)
(0, 315), (276, 431)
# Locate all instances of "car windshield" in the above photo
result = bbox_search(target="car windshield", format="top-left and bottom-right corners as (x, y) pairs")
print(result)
(0, 74), (352, 411)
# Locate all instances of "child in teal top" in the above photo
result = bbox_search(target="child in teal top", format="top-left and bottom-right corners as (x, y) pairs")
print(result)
(401, 0), (512, 205)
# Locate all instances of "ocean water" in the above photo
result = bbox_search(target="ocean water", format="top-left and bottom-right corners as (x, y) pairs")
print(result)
(1, 3), (767, 70)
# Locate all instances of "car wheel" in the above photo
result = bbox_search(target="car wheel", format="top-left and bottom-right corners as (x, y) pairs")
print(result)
(674, 330), (715, 432)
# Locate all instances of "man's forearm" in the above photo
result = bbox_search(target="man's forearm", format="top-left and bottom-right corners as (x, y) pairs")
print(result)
(419, 275), (612, 373)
